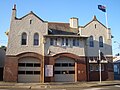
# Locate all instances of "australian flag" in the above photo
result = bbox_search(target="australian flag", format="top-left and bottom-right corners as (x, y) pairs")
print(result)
(98, 5), (106, 12)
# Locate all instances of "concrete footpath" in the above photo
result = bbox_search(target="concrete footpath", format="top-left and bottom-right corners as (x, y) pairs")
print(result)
(0, 80), (120, 89)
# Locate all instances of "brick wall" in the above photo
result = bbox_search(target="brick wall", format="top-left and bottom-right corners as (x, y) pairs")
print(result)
(4, 56), (18, 82)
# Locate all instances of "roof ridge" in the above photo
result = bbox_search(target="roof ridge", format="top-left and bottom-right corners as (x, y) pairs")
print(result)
(48, 22), (69, 24)
(16, 11), (45, 22)
(81, 15), (107, 28)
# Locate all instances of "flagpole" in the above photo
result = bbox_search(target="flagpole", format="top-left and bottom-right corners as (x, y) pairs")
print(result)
(99, 50), (102, 83)
(104, 6), (110, 39)
(105, 11), (108, 29)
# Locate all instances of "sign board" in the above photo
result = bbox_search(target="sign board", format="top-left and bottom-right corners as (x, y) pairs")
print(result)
(45, 65), (53, 77)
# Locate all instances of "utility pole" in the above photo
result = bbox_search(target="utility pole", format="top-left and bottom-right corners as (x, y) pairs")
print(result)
(99, 50), (102, 83)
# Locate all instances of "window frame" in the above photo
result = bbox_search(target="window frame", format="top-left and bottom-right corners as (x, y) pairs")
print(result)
(66, 38), (69, 46)
(62, 38), (65, 46)
(34, 33), (39, 46)
(21, 32), (27, 45)
(76, 38), (79, 46)
(99, 36), (103, 47)
(89, 36), (94, 47)
(73, 38), (76, 46)
(50, 38), (54, 45)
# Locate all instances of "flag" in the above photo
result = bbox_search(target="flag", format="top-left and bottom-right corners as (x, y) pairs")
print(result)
(98, 5), (106, 12)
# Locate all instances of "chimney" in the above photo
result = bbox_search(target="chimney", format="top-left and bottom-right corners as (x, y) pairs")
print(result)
(12, 4), (16, 10)
(69, 17), (78, 28)
(11, 4), (16, 19)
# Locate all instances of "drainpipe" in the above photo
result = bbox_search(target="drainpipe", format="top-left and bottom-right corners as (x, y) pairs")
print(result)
(42, 37), (46, 83)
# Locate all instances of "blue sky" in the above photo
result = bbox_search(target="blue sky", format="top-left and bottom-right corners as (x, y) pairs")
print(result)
(0, 0), (120, 56)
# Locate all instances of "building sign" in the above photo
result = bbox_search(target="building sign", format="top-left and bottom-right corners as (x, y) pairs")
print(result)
(45, 65), (53, 77)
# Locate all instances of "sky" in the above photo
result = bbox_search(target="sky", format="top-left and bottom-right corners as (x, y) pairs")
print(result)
(0, 0), (120, 56)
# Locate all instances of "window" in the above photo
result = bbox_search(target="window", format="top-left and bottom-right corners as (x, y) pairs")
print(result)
(99, 36), (103, 47)
(69, 63), (75, 67)
(95, 24), (96, 28)
(34, 63), (40, 67)
(95, 65), (99, 71)
(114, 65), (118, 73)
(73, 38), (79, 46)
(30, 19), (32, 24)
(90, 64), (104, 71)
(50, 38), (54, 45)
(62, 38), (65, 46)
(89, 36), (94, 47)
(55, 63), (61, 67)
(101, 64), (104, 71)
(18, 63), (25, 67)
(26, 63), (33, 67)
(34, 33), (39, 45)
(90, 64), (94, 71)
(54, 38), (57, 45)
(21, 32), (27, 45)
(62, 63), (68, 67)
(76, 38), (79, 46)
(50, 38), (58, 46)
(18, 71), (25, 74)
(26, 71), (33, 74)
(54, 71), (61, 74)
(34, 71), (40, 74)
(69, 71), (75, 74)
(62, 71), (69, 74)
(61, 38), (70, 47)
(66, 38), (68, 46)
(73, 38), (76, 46)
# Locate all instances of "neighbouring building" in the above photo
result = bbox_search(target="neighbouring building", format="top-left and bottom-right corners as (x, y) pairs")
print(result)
(3, 5), (113, 83)
(113, 56), (120, 80)
(0, 46), (6, 81)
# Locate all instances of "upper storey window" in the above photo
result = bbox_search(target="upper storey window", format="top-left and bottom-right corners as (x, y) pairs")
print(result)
(34, 33), (39, 45)
(21, 32), (27, 45)
(50, 38), (54, 45)
(30, 19), (32, 24)
(62, 38), (65, 46)
(89, 36), (94, 47)
(65, 38), (69, 46)
(99, 36), (103, 47)
(73, 38), (79, 46)
(62, 38), (69, 46)
(73, 38), (76, 46)
(50, 38), (57, 45)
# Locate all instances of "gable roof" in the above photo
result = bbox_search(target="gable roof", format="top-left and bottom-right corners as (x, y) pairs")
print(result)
(15, 11), (46, 22)
(48, 22), (78, 35)
(80, 15), (107, 29)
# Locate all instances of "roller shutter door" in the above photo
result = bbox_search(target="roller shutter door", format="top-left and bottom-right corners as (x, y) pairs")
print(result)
(54, 57), (75, 82)
(18, 57), (40, 83)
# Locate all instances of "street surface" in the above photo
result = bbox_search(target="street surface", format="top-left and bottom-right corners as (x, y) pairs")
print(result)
(0, 85), (120, 90)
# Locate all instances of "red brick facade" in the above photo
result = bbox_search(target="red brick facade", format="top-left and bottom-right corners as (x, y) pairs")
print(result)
(4, 52), (44, 82)
(44, 53), (87, 82)
(87, 57), (114, 81)
(4, 56), (18, 82)
(4, 52), (114, 82)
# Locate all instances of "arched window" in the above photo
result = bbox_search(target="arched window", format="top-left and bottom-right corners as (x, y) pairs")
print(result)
(99, 36), (103, 47)
(21, 32), (27, 45)
(89, 36), (94, 47)
(34, 33), (39, 45)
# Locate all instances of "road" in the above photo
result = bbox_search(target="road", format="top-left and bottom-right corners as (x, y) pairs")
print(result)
(0, 85), (120, 90)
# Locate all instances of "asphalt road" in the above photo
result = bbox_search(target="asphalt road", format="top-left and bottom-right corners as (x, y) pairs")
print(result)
(0, 85), (120, 90)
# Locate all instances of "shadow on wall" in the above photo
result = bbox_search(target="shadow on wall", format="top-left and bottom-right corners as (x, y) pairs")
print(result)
(85, 40), (113, 81)
(84, 40), (112, 56)
(0, 47), (6, 81)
